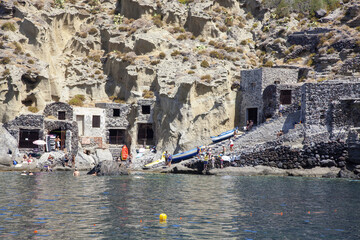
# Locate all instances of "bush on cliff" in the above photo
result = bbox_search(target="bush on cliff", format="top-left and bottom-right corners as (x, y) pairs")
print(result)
(1, 22), (15, 32)
(69, 95), (85, 106)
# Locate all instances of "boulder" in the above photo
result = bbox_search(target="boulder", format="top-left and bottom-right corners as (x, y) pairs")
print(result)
(320, 159), (336, 167)
(87, 160), (128, 176)
(342, 5), (360, 27)
(96, 149), (113, 161)
(315, 9), (327, 18)
(338, 169), (358, 179)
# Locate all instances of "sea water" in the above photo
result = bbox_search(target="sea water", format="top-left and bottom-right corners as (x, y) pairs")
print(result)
(0, 172), (359, 239)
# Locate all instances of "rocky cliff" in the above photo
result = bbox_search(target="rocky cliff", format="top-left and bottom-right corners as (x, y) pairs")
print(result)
(0, 0), (359, 152)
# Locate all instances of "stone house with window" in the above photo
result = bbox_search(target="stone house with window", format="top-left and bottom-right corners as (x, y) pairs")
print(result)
(4, 102), (78, 154)
(95, 102), (131, 148)
(240, 67), (300, 126)
(136, 99), (155, 146)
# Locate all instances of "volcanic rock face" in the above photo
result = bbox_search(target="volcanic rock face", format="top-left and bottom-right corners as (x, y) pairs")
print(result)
(0, 0), (359, 152)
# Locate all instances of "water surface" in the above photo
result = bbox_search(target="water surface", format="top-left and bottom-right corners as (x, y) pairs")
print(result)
(0, 172), (359, 239)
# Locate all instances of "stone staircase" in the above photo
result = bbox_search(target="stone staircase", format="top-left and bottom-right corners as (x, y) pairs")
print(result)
(206, 111), (302, 157)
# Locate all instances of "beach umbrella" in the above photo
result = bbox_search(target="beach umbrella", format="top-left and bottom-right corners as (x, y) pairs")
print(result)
(33, 140), (46, 145)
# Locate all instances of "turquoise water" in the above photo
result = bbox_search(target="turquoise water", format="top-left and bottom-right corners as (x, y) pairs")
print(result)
(0, 172), (359, 239)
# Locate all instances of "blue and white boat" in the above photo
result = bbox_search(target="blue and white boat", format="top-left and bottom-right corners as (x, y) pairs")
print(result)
(210, 127), (238, 143)
(172, 146), (204, 163)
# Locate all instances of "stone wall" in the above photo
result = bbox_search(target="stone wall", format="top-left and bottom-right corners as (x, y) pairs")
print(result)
(95, 103), (131, 128)
(95, 102), (132, 146)
(3, 114), (44, 143)
(137, 99), (155, 123)
(301, 81), (360, 127)
(261, 67), (299, 91)
(43, 102), (73, 121)
(263, 84), (302, 119)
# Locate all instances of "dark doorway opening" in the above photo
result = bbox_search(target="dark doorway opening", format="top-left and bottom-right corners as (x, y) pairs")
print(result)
(19, 129), (40, 148)
(247, 108), (258, 125)
(280, 90), (292, 105)
(137, 123), (154, 145)
(49, 128), (66, 150)
(109, 129), (125, 145)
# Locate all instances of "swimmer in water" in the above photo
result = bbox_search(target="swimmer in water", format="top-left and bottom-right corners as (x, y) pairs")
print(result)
(73, 168), (80, 176)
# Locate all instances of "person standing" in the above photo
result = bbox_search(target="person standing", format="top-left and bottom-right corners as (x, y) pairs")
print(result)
(55, 136), (61, 150)
(279, 104), (284, 117)
(229, 138), (234, 151)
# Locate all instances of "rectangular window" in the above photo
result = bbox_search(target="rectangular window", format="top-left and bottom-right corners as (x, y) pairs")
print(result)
(142, 105), (151, 114)
(19, 129), (39, 148)
(92, 115), (100, 128)
(109, 129), (125, 145)
(58, 111), (65, 120)
(280, 90), (292, 105)
(113, 109), (120, 117)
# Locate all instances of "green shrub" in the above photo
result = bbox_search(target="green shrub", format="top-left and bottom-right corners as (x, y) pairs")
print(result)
(240, 40), (247, 45)
(159, 52), (166, 59)
(1, 57), (10, 64)
(188, 70), (195, 74)
(200, 60), (209, 68)
(1, 22), (16, 31)
(172, 26), (185, 33)
(28, 106), (39, 113)
(201, 74), (211, 81)
(209, 50), (224, 59)
(225, 17), (233, 26)
(88, 28), (98, 35)
(327, 47), (335, 54)
(152, 14), (163, 27)
(54, 0), (65, 8)
(150, 60), (160, 65)
(95, 70), (101, 74)
(142, 90), (154, 98)
(3, 69), (10, 76)
(28, 59), (34, 64)
(79, 32), (88, 38)
(177, 34), (187, 40)
(178, 0), (194, 4)
(190, 65), (197, 69)
(171, 50), (181, 56)
(263, 60), (274, 67)
(245, 12), (253, 20)
(68, 95), (85, 106)
(88, 55), (101, 62)
(183, 56), (189, 62)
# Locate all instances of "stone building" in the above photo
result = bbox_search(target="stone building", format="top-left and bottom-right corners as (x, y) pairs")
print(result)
(300, 80), (360, 128)
(136, 99), (155, 146)
(73, 107), (106, 149)
(3, 114), (45, 150)
(3, 102), (78, 154)
(95, 103), (132, 146)
(240, 67), (299, 126)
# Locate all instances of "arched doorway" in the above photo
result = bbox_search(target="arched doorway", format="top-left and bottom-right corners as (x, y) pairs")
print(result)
(49, 128), (66, 150)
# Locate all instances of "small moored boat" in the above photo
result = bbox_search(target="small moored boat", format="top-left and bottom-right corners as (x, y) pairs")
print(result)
(210, 127), (238, 143)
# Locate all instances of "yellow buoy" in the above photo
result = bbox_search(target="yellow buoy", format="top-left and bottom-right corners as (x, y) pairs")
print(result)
(159, 213), (167, 222)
